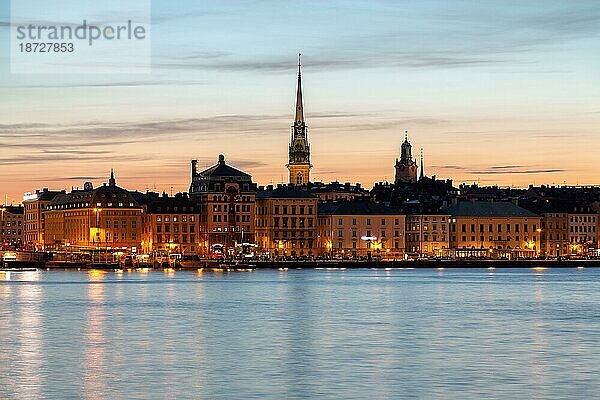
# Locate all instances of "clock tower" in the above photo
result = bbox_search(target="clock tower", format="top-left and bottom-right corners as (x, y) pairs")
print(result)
(287, 54), (312, 185)
(394, 131), (418, 184)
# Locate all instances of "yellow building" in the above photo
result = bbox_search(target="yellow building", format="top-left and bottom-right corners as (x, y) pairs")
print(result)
(255, 185), (318, 256)
(445, 201), (542, 258)
(317, 199), (406, 259)
(23, 188), (64, 250)
(44, 172), (143, 251)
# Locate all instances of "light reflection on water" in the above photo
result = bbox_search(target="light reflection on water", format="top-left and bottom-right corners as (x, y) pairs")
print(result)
(0, 268), (599, 399)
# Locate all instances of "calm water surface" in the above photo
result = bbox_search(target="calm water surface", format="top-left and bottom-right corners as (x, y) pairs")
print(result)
(1, 268), (599, 399)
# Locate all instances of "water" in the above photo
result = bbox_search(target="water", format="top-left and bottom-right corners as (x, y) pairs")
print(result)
(1, 268), (599, 399)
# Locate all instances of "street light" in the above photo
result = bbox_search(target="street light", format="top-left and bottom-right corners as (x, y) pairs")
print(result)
(93, 208), (102, 261)
(0, 207), (5, 251)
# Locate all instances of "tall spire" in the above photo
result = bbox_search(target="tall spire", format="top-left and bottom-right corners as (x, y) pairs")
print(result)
(420, 148), (424, 180)
(288, 53), (311, 185)
(295, 53), (304, 125)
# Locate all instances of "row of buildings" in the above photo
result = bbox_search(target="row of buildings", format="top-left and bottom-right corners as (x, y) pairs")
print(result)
(3, 58), (599, 259)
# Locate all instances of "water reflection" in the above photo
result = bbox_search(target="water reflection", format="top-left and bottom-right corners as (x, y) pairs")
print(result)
(15, 282), (43, 400)
(1, 269), (599, 399)
(83, 270), (107, 400)
(0, 269), (41, 282)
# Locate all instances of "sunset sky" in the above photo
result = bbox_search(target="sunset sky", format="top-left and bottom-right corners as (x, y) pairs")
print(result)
(1, 0), (600, 204)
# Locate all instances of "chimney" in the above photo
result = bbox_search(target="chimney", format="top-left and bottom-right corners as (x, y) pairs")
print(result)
(191, 160), (198, 177)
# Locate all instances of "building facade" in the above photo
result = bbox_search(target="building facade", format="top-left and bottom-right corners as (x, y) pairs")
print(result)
(44, 172), (143, 251)
(445, 201), (542, 258)
(141, 193), (201, 255)
(317, 199), (406, 259)
(540, 212), (569, 257)
(190, 154), (257, 256)
(405, 214), (450, 257)
(0, 205), (24, 248)
(568, 212), (597, 255)
(23, 188), (64, 250)
(255, 185), (318, 256)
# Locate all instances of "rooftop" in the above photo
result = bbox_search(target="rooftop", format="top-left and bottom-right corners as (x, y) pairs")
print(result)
(443, 201), (539, 218)
(318, 199), (400, 216)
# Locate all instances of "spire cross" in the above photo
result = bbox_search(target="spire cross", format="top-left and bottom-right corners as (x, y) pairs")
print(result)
(294, 53), (304, 125)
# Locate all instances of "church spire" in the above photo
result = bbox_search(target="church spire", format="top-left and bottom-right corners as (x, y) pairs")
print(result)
(419, 148), (424, 180)
(295, 53), (304, 126)
(288, 53), (311, 185)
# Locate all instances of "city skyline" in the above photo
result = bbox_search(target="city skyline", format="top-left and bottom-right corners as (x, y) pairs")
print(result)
(2, 0), (600, 202)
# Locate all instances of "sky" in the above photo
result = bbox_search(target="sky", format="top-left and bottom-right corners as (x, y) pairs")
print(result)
(1, 0), (600, 204)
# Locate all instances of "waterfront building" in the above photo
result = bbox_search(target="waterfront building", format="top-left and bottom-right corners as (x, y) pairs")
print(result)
(567, 210), (597, 255)
(189, 154), (257, 256)
(404, 213), (450, 257)
(444, 201), (542, 258)
(255, 184), (318, 256)
(541, 211), (569, 257)
(44, 171), (143, 251)
(394, 132), (418, 184)
(317, 198), (406, 259)
(0, 205), (24, 248)
(141, 192), (201, 255)
(22, 188), (64, 250)
(287, 55), (312, 185)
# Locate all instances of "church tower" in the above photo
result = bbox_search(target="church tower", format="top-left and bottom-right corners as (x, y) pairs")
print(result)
(287, 54), (311, 185)
(394, 131), (418, 184)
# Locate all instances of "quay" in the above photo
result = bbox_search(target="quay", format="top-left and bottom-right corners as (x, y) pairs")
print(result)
(2, 251), (600, 271)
